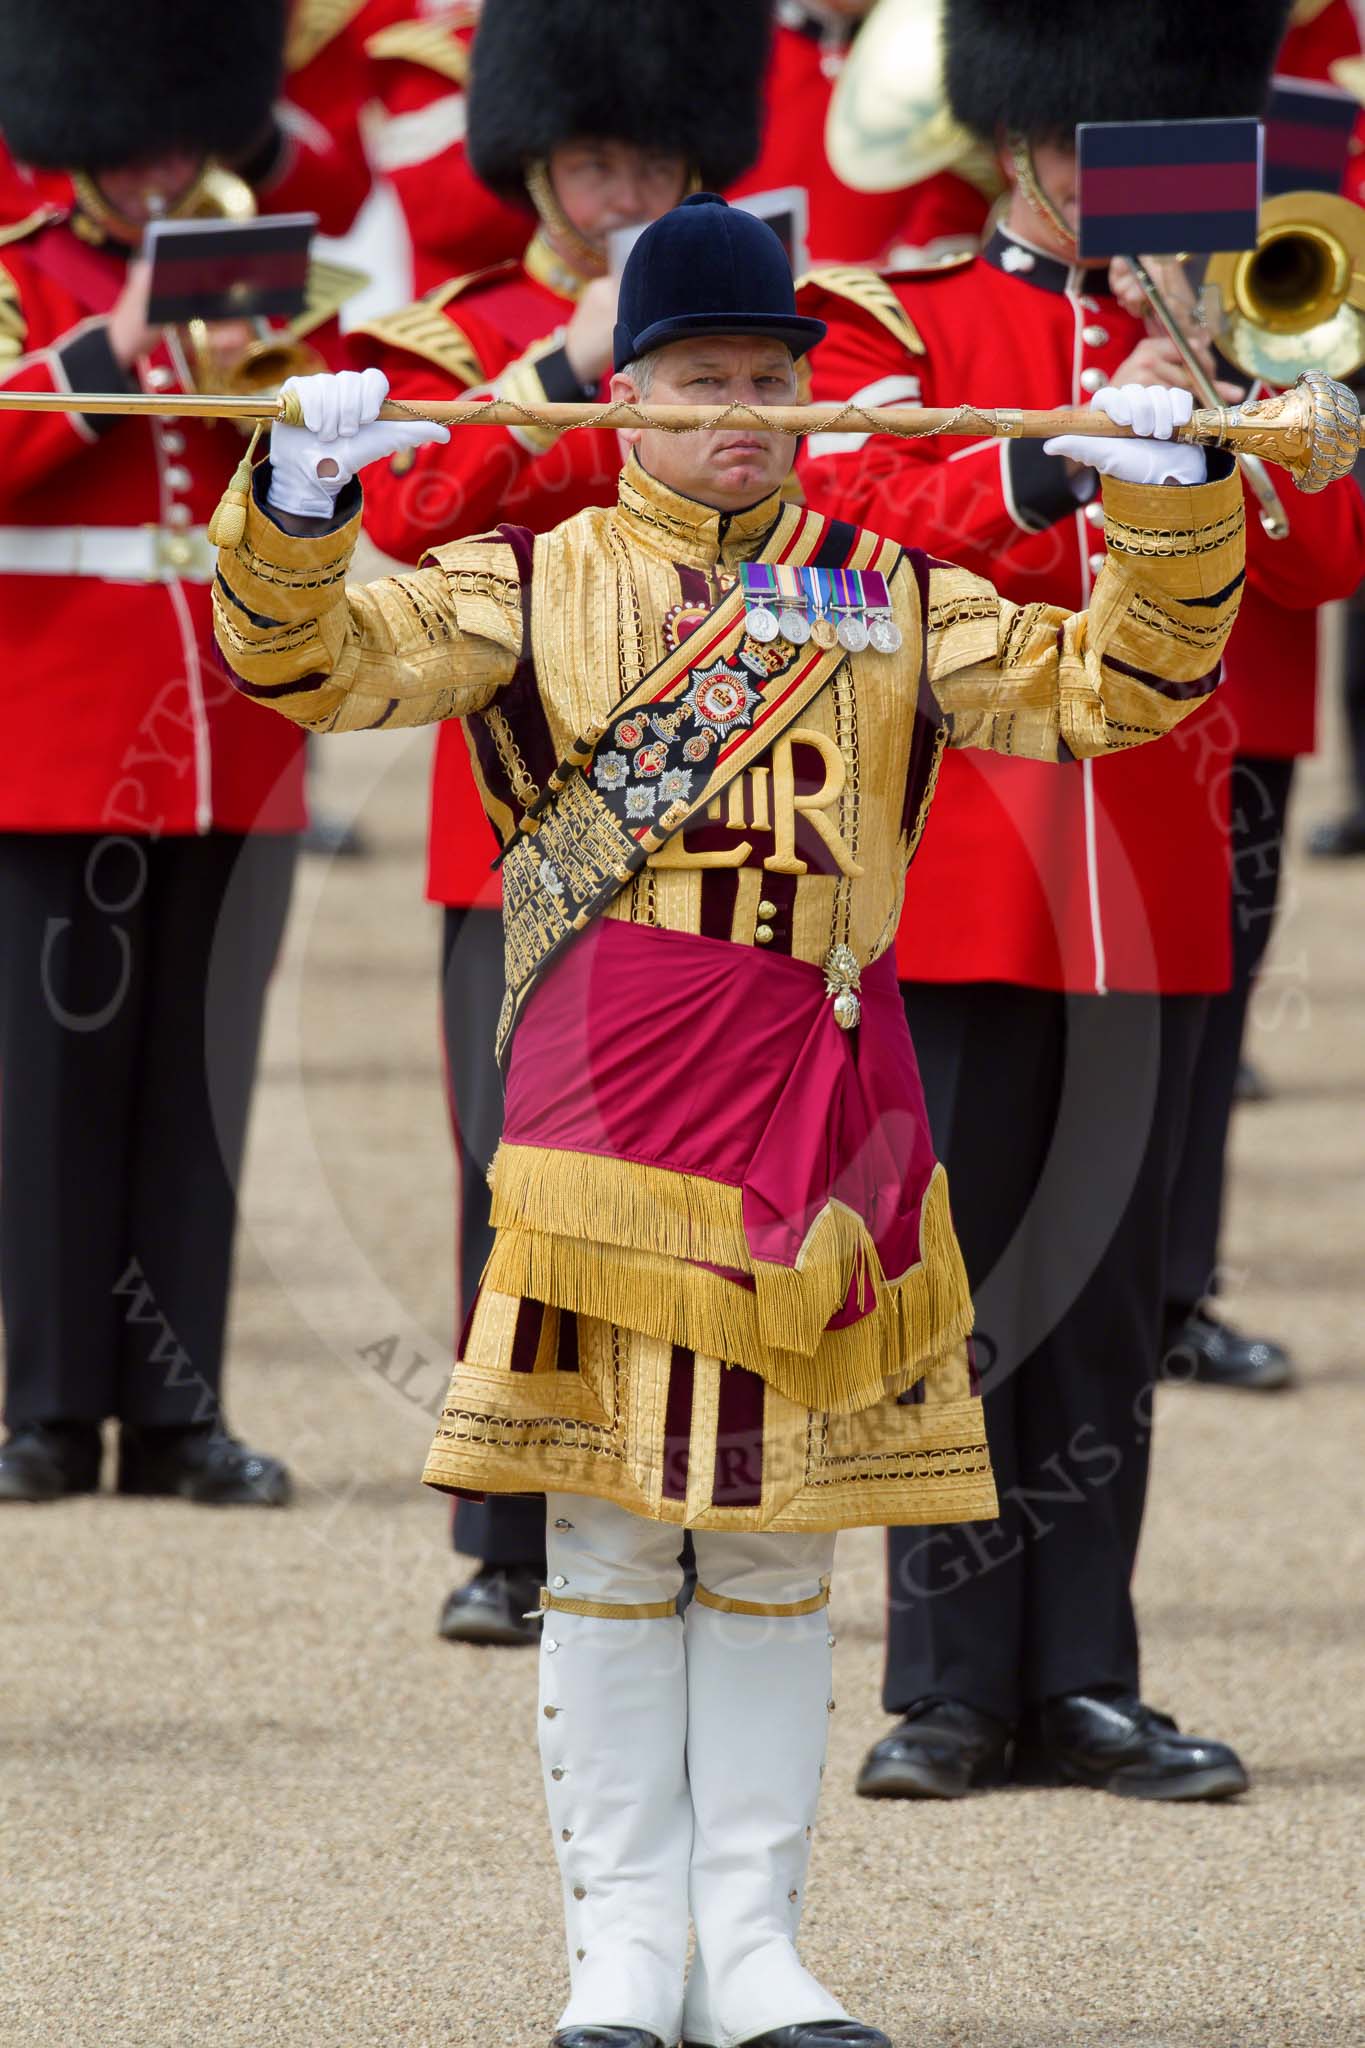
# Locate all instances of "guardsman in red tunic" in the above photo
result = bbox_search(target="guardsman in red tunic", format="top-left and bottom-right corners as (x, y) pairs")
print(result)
(258, 0), (379, 234)
(729, 0), (996, 268)
(798, 0), (1321, 1803)
(348, 0), (771, 1642)
(1276, 2), (1365, 856)
(1160, 0), (1365, 1376)
(0, 1), (305, 1507)
(362, 0), (531, 290)
(0, 0), (376, 237)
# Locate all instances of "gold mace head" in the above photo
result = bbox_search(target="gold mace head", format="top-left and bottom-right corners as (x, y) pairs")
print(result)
(1192, 371), (1362, 493)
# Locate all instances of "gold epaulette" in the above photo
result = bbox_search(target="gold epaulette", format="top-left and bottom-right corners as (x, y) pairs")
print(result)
(291, 257), (370, 340)
(285, 0), (370, 72)
(348, 270), (514, 388)
(795, 264), (926, 356)
(0, 205), (59, 251)
(0, 273), (24, 360)
(883, 249), (977, 281)
(364, 16), (471, 83)
(0, 208), (54, 361)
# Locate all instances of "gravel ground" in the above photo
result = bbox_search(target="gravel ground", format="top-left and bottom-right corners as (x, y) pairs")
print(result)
(2, 696), (1362, 2048)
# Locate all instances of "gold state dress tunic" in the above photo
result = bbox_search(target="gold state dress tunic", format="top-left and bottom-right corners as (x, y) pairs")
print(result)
(214, 453), (1245, 1533)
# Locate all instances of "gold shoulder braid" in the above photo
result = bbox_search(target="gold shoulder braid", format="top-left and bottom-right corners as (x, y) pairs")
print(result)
(363, 16), (472, 83)
(0, 263), (26, 361)
(796, 265), (926, 356)
(286, 0), (370, 71)
(348, 289), (488, 388)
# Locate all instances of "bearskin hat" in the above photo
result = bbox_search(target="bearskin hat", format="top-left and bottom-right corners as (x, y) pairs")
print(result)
(467, 0), (772, 197)
(0, 0), (286, 171)
(944, 0), (1294, 144)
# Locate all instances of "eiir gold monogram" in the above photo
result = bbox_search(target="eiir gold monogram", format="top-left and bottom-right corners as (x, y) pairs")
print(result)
(650, 728), (863, 877)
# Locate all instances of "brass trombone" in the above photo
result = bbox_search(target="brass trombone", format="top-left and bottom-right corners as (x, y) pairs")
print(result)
(1202, 189), (1365, 387)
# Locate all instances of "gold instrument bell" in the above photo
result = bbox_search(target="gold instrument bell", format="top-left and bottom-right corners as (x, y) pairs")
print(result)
(824, 0), (995, 197)
(1202, 190), (1365, 386)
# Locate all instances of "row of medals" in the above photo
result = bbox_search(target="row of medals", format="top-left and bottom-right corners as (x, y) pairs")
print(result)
(744, 597), (902, 656)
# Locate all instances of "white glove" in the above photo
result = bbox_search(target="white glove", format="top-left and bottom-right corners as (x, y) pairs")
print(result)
(267, 369), (450, 519)
(1044, 383), (1207, 487)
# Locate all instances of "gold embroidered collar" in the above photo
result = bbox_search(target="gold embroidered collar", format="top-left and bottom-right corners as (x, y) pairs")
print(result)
(614, 458), (785, 569)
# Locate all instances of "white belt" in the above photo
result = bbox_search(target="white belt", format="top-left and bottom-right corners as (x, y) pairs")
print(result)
(0, 524), (216, 583)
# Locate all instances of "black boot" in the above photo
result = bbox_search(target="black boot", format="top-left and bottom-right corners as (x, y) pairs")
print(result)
(117, 1423), (291, 1505)
(553, 2031), (665, 2047)
(1232, 1058), (1272, 1104)
(1025, 1693), (1249, 1801)
(1160, 1307), (1293, 1391)
(0, 1422), (102, 1502)
(438, 1562), (544, 1646)
(856, 1697), (1011, 1800)
(1308, 809), (1365, 859)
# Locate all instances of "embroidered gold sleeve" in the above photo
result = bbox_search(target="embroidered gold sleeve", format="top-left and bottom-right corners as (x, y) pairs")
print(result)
(924, 464), (1246, 760)
(212, 485), (523, 735)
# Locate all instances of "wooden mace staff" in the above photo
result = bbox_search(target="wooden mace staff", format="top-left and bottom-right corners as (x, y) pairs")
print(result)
(0, 368), (1358, 494)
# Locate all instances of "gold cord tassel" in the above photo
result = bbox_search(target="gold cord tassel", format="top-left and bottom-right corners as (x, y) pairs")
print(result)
(207, 421), (265, 550)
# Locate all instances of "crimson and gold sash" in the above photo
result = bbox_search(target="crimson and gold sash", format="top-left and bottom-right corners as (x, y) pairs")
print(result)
(496, 508), (885, 1060)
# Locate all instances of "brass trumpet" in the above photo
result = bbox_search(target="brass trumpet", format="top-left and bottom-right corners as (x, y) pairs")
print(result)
(1203, 190), (1365, 387)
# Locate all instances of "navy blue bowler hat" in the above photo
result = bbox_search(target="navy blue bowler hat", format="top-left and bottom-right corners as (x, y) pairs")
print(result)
(612, 193), (827, 373)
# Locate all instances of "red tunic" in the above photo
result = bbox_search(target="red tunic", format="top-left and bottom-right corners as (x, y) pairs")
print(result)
(269, 0), (380, 234)
(365, 0), (530, 293)
(1279, 0), (1362, 80)
(729, 3), (992, 267)
(0, 217), (305, 834)
(1275, 0), (1365, 203)
(1201, 0), (1365, 757)
(798, 230), (1363, 992)
(352, 244), (623, 904)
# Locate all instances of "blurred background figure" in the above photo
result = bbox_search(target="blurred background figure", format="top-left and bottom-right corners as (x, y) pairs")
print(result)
(1277, 0), (1365, 857)
(1157, 0), (1365, 1386)
(800, 0), (1330, 1805)
(730, 0), (998, 267)
(0, 0), (377, 235)
(348, 0), (771, 1644)
(362, 0), (532, 290)
(0, 0), (358, 1505)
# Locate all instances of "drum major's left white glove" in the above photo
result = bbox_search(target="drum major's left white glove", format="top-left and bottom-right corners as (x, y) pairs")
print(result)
(1044, 383), (1207, 487)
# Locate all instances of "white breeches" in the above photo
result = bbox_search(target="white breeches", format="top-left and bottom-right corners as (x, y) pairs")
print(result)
(539, 1492), (846, 2048)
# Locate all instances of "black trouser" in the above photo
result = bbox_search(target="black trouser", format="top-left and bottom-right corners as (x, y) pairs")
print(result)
(0, 830), (296, 1430)
(882, 983), (1207, 1725)
(1343, 608), (1365, 811)
(440, 906), (545, 1571)
(1165, 755), (1296, 1312)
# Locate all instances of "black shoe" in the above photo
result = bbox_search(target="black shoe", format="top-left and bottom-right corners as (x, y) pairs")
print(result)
(1308, 809), (1365, 859)
(117, 1424), (292, 1505)
(1233, 1058), (1272, 1104)
(301, 810), (369, 859)
(554, 2032), (665, 2047)
(0, 1423), (101, 1502)
(1160, 1307), (1293, 1391)
(692, 2027), (892, 2047)
(1030, 1693), (1249, 1802)
(438, 1563), (544, 1646)
(856, 1697), (1011, 1800)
